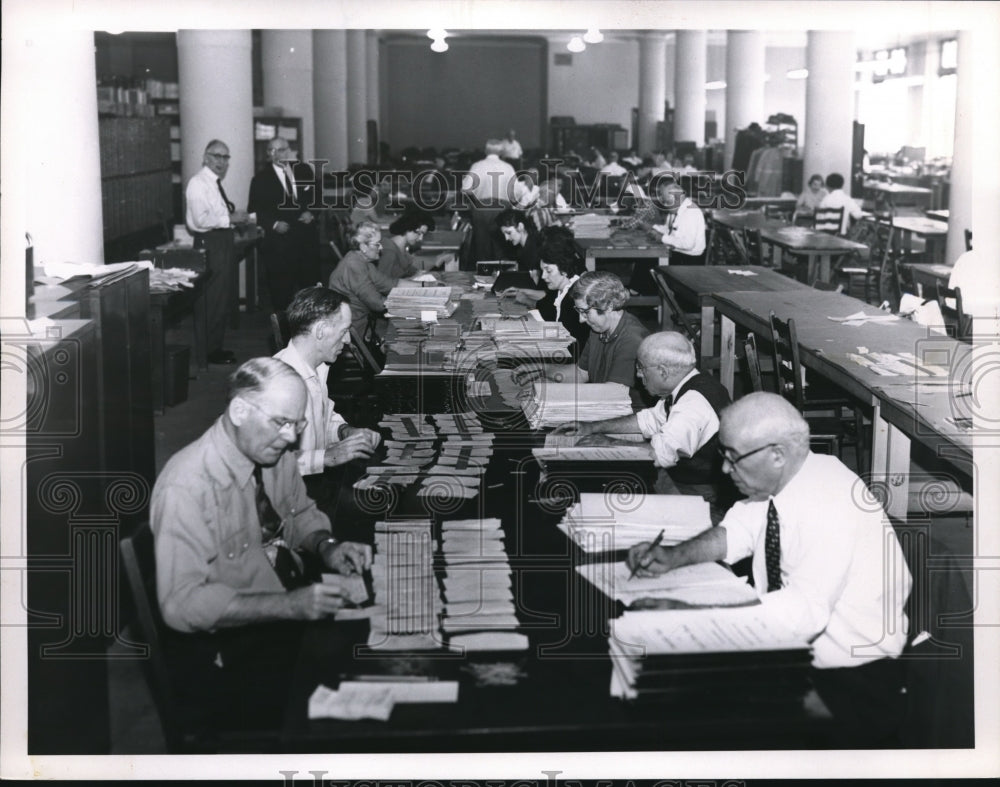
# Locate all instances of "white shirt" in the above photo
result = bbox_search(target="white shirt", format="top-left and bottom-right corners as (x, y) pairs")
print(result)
(516, 183), (540, 209)
(500, 138), (523, 160)
(818, 189), (864, 234)
(721, 452), (911, 668)
(274, 341), (347, 477)
(272, 162), (297, 199)
(553, 274), (580, 321)
(600, 161), (628, 177)
(948, 249), (1000, 319)
(461, 154), (518, 203)
(654, 199), (706, 256)
(185, 166), (232, 233)
(635, 369), (718, 468)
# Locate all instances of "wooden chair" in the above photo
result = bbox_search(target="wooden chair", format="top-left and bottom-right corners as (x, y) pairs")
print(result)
(742, 333), (765, 393)
(349, 316), (385, 377)
(812, 206), (845, 235)
(763, 203), (792, 223)
(741, 227), (765, 266)
(269, 311), (289, 351)
(650, 266), (700, 343)
(935, 283), (972, 341)
(769, 311), (866, 469)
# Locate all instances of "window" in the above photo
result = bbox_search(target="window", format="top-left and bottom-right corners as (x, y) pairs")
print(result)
(940, 39), (957, 74)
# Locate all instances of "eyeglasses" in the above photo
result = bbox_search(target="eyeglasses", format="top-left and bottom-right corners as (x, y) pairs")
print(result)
(364, 239), (383, 248)
(574, 305), (607, 316)
(207, 152), (231, 160)
(717, 442), (777, 466)
(243, 398), (307, 434)
(635, 360), (662, 374)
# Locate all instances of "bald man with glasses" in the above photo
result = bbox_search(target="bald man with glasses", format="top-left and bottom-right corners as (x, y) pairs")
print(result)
(248, 137), (321, 311)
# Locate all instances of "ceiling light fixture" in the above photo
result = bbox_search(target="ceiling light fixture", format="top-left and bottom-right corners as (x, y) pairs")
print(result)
(430, 38), (449, 53)
(567, 36), (586, 53)
(427, 28), (449, 40)
(705, 80), (727, 90)
(786, 68), (809, 79)
(583, 28), (604, 44)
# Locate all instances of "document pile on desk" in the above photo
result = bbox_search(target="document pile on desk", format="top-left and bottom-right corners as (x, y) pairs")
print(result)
(522, 381), (633, 428)
(385, 286), (457, 320)
(608, 606), (813, 702)
(308, 679), (459, 721)
(367, 519), (442, 651)
(577, 560), (758, 608)
(557, 493), (710, 553)
(440, 517), (528, 653)
(570, 213), (614, 239)
(533, 432), (655, 463)
(844, 349), (950, 378)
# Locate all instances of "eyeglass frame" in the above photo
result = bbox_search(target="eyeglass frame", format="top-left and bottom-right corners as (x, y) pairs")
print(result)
(241, 397), (307, 434)
(206, 152), (232, 160)
(717, 442), (778, 466)
(573, 304), (608, 317)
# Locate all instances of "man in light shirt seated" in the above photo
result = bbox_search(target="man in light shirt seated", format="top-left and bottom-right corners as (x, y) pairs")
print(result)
(948, 248), (999, 320)
(552, 332), (734, 520)
(499, 128), (523, 165)
(649, 178), (706, 264)
(817, 172), (864, 234)
(626, 391), (912, 746)
(600, 151), (628, 177)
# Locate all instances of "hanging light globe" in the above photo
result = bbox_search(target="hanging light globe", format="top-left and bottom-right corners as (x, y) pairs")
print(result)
(567, 36), (586, 53)
(583, 29), (604, 44)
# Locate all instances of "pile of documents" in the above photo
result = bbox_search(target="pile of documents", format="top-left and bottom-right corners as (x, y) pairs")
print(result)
(533, 432), (654, 463)
(439, 517), (528, 653)
(307, 679), (459, 721)
(148, 267), (198, 293)
(576, 559), (758, 608)
(385, 286), (457, 320)
(367, 519), (442, 651)
(570, 213), (614, 239)
(521, 381), (633, 429)
(557, 493), (710, 553)
(608, 606), (813, 702)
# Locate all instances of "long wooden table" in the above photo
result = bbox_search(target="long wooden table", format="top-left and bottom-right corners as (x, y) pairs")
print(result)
(903, 262), (953, 298)
(892, 215), (948, 264)
(576, 227), (671, 271)
(863, 180), (933, 210)
(660, 265), (812, 362)
(706, 288), (973, 519)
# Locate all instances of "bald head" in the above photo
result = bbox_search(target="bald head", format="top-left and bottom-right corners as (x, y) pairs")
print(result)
(721, 392), (810, 455)
(638, 332), (697, 371)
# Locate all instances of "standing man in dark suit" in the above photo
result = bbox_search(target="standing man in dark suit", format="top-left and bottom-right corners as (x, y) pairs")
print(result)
(248, 137), (321, 312)
(186, 139), (247, 365)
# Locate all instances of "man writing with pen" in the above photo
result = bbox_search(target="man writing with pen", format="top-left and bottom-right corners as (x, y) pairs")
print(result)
(625, 392), (912, 747)
(150, 357), (373, 729)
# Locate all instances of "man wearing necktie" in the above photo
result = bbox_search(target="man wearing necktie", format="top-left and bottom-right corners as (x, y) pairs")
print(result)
(552, 331), (734, 521)
(150, 357), (372, 724)
(649, 177), (706, 265)
(627, 392), (912, 745)
(248, 137), (321, 312)
(185, 139), (248, 364)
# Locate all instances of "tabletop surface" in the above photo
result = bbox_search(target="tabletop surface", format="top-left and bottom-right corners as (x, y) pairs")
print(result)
(760, 225), (868, 252)
(925, 209), (950, 222)
(862, 180), (933, 195)
(892, 216), (949, 235)
(662, 265), (812, 299)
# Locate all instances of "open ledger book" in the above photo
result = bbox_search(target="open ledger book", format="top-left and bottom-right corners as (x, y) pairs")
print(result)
(533, 432), (655, 462)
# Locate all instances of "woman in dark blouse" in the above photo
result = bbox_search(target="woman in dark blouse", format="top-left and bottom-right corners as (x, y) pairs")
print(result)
(495, 208), (541, 272)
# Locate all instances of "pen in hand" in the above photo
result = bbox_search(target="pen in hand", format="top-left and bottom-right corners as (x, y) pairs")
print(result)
(628, 528), (666, 580)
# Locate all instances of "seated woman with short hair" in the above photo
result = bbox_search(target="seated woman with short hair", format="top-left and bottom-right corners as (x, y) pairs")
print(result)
(327, 221), (405, 336)
(378, 210), (454, 279)
(495, 208), (541, 272)
(515, 270), (650, 406)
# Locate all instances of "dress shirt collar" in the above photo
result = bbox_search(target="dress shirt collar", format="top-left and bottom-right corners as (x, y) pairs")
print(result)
(667, 368), (700, 400)
(277, 340), (320, 382)
(204, 416), (256, 490)
(770, 450), (819, 512)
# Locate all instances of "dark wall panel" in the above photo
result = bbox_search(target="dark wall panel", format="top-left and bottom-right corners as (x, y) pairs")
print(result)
(383, 36), (546, 152)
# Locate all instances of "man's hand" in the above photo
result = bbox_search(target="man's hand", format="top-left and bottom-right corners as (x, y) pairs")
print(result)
(286, 583), (346, 620)
(342, 426), (382, 451)
(550, 420), (590, 436)
(321, 541), (373, 575)
(231, 209), (250, 224)
(324, 432), (376, 466)
(299, 210), (315, 224)
(625, 541), (675, 578)
(273, 220), (291, 234)
(576, 433), (614, 446)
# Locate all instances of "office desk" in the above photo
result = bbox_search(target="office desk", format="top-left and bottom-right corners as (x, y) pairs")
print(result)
(706, 288), (972, 518)
(903, 262), (953, 298)
(419, 229), (465, 252)
(863, 180), (933, 209)
(892, 216), (948, 264)
(759, 226), (868, 285)
(925, 208), (949, 223)
(660, 265), (811, 362)
(577, 228), (670, 271)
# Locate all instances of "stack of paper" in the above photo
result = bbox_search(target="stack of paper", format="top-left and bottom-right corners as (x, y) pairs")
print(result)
(367, 520), (442, 651)
(533, 432), (654, 463)
(385, 286), (457, 320)
(379, 414), (437, 440)
(521, 381), (633, 428)
(571, 213), (614, 238)
(440, 518), (528, 653)
(608, 606), (812, 701)
(576, 560), (758, 608)
(558, 493), (711, 553)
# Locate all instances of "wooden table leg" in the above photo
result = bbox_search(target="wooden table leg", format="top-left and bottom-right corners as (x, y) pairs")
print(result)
(817, 253), (832, 284)
(149, 297), (165, 413)
(719, 314), (736, 397)
(700, 304), (715, 364)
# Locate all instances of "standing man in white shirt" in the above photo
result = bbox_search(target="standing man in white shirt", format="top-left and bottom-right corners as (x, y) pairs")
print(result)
(650, 178), (706, 264)
(500, 128), (523, 166)
(818, 172), (864, 234)
(627, 392), (912, 746)
(274, 286), (382, 526)
(462, 139), (520, 264)
(185, 139), (248, 364)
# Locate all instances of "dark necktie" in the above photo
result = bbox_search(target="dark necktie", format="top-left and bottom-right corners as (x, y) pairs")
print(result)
(283, 168), (295, 199)
(662, 394), (674, 412)
(765, 499), (782, 592)
(253, 464), (304, 589)
(217, 179), (235, 214)
(667, 212), (676, 233)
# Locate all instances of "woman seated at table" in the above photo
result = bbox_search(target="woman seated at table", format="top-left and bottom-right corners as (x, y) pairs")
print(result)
(514, 270), (649, 406)
(377, 210), (454, 279)
(327, 221), (407, 336)
(495, 208), (542, 272)
(792, 173), (828, 225)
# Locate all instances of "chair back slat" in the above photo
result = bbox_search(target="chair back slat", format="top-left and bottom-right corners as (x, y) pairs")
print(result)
(813, 206), (845, 235)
